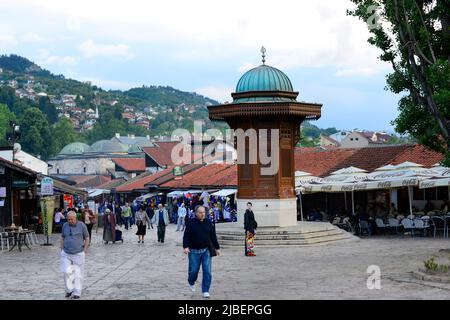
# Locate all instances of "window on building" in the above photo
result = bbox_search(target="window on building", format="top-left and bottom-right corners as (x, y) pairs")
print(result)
(57, 168), (60, 174)
(350, 138), (354, 141)
(355, 138), (359, 141)
(83, 167), (87, 173)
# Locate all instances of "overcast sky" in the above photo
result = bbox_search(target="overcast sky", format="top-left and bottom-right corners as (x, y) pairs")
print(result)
(0, 0), (401, 132)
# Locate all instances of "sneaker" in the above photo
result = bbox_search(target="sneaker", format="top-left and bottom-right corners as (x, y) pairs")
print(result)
(65, 292), (72, 298)
(71, 295), (80, 299)
(203, 292), (210, 298)
(188, 284), (196, 292)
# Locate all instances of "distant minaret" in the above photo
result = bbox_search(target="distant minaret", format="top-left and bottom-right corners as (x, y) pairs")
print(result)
(95, 105), (99, 119)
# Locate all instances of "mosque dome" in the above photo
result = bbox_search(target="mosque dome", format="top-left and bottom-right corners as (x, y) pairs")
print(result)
(88, 140), (129, 153)
(59, 142), (91, 155)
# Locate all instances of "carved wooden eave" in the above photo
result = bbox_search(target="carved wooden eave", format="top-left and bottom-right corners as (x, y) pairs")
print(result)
(207, 101), (322, 121)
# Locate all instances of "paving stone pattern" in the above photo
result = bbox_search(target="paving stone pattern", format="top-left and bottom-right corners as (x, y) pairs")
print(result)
(1, 224), (450, 299)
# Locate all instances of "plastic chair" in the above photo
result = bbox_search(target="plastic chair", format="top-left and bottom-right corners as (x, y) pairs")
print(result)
(413, 218), (429, 236)
(359, 220), (371, 236)
(430, 216), (446, 238)
(388, 218), (400, 234)
(375, 218), (389, 234)
(0, 231), (15, 252)
(401, 218), (415, 236)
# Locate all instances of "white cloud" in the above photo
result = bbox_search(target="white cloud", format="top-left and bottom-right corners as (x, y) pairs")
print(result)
(0, 34), (18, 48)
(36, 48), (77, 67)
(16, 0), (386, 72)
(66, 15), (81, 31)
(20, 33), (50, 43)
(196, 86), (235, 103)
(238, 63), (256, 73)
(335, 67), (380, 77)
(77, 39), (134, 59)
(66, 72), (139, 90)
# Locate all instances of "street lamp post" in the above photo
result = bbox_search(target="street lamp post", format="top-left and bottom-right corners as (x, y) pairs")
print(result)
(7, 121), (21, 226)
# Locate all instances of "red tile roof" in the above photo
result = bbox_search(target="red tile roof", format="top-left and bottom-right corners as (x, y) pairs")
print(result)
(160, 164), (236, 189)
(147, 163), (205, 188)
(96, 178), (127, 190)
(389, 144), (443, 167)
(295, 147), (358, 177)
(115, 168), (174, 193)
(112, 158), (145, 172)
(294, 144), (443, 177)
(51, 174), (112, 188)
(142, 141), (180, 167)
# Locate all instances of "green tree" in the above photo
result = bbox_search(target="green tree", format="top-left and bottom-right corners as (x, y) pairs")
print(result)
(51, 117), (77, 154)
(0, 104), (16, 146)
(0, 86), (16, 109)
(19, 107), (53, 159)
(38, 96), (58, 124)
(348, 0), (450, 165)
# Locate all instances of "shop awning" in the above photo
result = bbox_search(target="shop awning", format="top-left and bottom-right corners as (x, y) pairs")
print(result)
(52, 178), (88, 197)
(211, 189), (237, 197)
(167, 190), (186, 197)
(135, 193), (157, 202)
(88, 189), (110, 198)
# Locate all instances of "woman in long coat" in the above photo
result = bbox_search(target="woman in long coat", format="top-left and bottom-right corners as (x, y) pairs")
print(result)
(103, 209), (116, 244)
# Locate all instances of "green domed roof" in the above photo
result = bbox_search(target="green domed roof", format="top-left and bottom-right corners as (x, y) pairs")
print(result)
(59, 142), (91, 155)
(233, 64), (296, 103)
(236, 64), (293, 93)
(89, 140), (128, 153)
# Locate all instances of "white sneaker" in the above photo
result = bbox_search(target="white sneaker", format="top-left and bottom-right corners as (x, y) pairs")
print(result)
(203, 292), (210, 298)
(188, 284), (196, 292)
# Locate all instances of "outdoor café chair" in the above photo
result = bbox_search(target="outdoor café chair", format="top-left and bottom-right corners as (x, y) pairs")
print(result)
(0, 229), (15, 252)
(430, 216), (446, 238)
(359, 220), (371, 236)
(444, 216), (450, 238)
(401, 218), (415, 236)
(413, 218), (429, 237)
(388, 218), (401, 234)
(375, 218), (389, 235)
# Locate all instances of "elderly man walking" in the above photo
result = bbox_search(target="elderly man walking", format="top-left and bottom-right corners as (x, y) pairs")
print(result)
(152, 203), (169, 243)
(60, 211), (89, 299)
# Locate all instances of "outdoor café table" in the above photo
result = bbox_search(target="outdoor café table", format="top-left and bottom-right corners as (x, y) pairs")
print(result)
(4, 226), (19, 232)
(9, 230), (33, 252)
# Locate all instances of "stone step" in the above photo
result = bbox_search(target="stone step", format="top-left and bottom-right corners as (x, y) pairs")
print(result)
(218, 234), (357, 247)
(218, 233), (343, 241)
(216, 229), (347, 241)
(216, 228), (338, 236)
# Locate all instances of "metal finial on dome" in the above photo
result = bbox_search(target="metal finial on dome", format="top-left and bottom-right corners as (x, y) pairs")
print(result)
(261, 46), (266, 64)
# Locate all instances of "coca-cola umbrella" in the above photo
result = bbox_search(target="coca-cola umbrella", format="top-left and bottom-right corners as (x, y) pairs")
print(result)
(295, 171), (319, 221)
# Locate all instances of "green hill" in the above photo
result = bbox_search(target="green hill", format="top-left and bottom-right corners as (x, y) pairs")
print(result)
(0, 54), (337, 158)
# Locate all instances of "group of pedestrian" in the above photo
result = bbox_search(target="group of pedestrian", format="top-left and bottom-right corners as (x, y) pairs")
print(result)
(60, 199), (258, 300)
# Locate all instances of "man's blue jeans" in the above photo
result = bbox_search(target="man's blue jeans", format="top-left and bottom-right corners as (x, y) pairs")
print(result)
(123, 217), (130, 230)
(188, 248), (212, 293)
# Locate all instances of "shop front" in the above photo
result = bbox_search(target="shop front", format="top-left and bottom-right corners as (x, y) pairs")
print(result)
(0, 158), (37, 227)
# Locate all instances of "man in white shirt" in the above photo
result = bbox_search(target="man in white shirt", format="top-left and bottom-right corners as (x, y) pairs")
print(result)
(176, 203), (187, 232)
(55, 209), (66, 225)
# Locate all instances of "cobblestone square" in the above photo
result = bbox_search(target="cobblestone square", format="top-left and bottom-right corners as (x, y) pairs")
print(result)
(1, 224), (450, 300)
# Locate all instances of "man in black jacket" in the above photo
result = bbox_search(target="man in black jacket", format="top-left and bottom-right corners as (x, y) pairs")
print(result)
(183, 205), (220, 298)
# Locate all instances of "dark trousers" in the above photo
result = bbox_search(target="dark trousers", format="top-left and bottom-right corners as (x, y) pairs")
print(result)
(87, 224), (93, 243)
(123, 217), (130, 230)
(157, 224), (166, 242)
